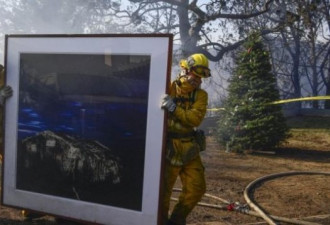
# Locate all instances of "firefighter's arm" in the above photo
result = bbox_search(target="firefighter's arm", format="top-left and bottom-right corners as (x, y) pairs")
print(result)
(173, 90), (208, 127)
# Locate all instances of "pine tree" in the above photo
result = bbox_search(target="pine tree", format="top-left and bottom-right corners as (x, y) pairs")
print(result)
(217, 33), (289, 152)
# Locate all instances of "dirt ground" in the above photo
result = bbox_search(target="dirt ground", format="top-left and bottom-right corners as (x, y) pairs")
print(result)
(184, 136), (330, 225)
(1, 136), (330, 225)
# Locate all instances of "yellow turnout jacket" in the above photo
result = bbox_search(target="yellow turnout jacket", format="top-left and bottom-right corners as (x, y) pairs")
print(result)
(166, 81), (208, 165)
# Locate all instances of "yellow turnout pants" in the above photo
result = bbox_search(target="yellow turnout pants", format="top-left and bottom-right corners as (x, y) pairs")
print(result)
(163, 155), (206, 225)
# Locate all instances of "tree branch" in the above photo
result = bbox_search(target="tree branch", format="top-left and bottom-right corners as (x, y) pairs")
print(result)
(195, 0), (274, 23)
(195, 24), (283, 62)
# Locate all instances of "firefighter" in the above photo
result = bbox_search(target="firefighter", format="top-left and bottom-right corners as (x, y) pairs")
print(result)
(0, 65), (12, 106)
(0, 64), (40, 221)
(0, 64), (13, 159)
(161, 53), (211, 225)
(0, 65), (42, 221)
(1, 65), (82, 224)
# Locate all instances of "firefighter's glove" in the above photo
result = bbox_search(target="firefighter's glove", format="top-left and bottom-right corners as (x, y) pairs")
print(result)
(0, 86), (13, 106)
(161, 94), (176, 112)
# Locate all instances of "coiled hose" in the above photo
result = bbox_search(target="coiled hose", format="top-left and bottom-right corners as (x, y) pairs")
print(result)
(244, 171), (330, 225)
(172, 171), (330, 225)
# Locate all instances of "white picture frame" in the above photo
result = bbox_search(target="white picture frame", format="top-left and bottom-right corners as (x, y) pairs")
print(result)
(2, 34), (172, 225)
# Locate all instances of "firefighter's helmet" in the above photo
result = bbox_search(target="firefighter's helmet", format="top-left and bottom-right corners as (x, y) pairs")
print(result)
(186, 53), (211, 78)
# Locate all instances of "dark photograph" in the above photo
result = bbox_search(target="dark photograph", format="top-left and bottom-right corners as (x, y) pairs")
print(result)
(16, 53), (151, 211)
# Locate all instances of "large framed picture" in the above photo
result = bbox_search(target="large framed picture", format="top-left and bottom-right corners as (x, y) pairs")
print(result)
(2, 34), (172, 225)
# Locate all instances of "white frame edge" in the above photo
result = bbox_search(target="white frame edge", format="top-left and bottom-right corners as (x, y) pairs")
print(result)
(3, 35), (171, 225)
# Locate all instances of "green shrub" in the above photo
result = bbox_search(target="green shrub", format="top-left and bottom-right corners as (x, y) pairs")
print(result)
(216, 33), (289, 151)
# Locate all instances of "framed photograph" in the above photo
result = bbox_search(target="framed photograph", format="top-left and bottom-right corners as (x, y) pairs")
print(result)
(2, 34), (172, 225)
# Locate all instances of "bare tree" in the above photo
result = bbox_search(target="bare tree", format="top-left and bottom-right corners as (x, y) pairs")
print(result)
(101, 0), (290, 104)
(322, 48), (330, 109)
(298, 0), (330, 108)
(104, 0), (283, 58)
(259, 0), (329, 109)
(319, 0), (330, 109)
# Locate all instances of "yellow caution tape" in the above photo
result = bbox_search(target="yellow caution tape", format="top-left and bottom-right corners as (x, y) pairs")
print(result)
(271, 95), (330, 104)
(207, 95), (330, 111)
(207, 108), (225, 111)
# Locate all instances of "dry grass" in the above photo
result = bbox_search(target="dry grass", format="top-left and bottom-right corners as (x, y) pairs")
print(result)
(282, 116), (330, 151)
(185, 116), (330, 225)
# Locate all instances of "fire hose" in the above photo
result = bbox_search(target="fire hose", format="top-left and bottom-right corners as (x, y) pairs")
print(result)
(172, 171), (330, 225)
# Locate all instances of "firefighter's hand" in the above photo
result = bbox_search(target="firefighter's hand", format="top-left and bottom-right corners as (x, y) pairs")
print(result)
(161, 94), (176, 112)
(0, 85), (13, 106)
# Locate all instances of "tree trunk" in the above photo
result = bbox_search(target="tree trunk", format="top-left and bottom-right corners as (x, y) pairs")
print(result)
(325, 85), (330, 109)
(292, 46), (302, 110)
(177, 0), (200, 57)
(325, 56), (330, 109)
